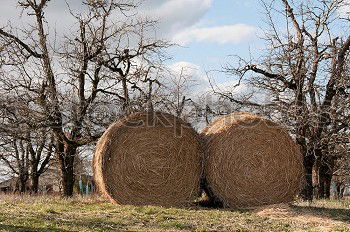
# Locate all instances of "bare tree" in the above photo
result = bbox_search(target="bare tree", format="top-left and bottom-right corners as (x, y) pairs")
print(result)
(28, 130), (54, 193)
(156, 67), (197, 117)
(0, 138), (30, 193)
(0, 0), (170, 196)
(0, 94), (54, 193)
(212, 0), (350, 200)
(0, 95), (31, 193)
(0, 132), (54, 194)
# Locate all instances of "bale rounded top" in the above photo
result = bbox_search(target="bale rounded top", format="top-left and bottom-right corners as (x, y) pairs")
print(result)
(202, 112), (303, 208)
(93, 112), (203, 207)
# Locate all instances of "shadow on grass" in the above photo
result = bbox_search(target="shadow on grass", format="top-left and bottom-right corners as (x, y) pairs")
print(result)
(0, 224), (71, 232)
(289, 205), (350, 224)
(196, 199), (350, 224)
(194, 200), (255, 214)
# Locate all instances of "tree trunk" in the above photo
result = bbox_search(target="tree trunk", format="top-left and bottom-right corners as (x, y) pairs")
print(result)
(318, 164), (326, 199)
(14, 181), (19, 193)
(324, 175), (332, 199)
(313, 158), (321, 198)
(318, 163), (327, 199)
(122, 78), (131, 114)
(59, 143), (77, 197)
(62, 163), (75, 196)
(340, 186), (345, 199)
(300, 153), (314, 200)
(19, 174), (28, 193)
(334, 182), (345, 199)
(318, 156), (335, 199)
(319, 180), (325, 198)
(31, 173), (39, 193)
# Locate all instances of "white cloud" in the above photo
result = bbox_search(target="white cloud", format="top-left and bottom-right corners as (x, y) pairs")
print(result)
(169, 62), (207, 82)
(165, 62), (259, 103)
(166, 61), (210, 96)
(1, 0), (256, 46)
(142, 0), (212, 36)
(0, 0), (214, 46)
(211, 79), (248, 94)
(143, 1), (257, 45)
(165, 62), (258, 98)
(173, 24), (257, 45)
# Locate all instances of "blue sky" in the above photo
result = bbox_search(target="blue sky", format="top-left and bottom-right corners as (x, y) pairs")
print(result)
(1, 0), (349, 87)
(170, 0), (262, 66)
(0, 0), (277, 117)
(164, 0), (348, 87)
(153, 0), (265, 85)
(0, 0), (265, 88)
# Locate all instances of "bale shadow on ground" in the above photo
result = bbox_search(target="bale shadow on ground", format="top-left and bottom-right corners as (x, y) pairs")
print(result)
(289, 205), (350, 224)
(196, 198), (350, 225)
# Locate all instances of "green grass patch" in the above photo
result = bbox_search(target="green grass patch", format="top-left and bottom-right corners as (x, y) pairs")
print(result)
(0, 194), (349, 231)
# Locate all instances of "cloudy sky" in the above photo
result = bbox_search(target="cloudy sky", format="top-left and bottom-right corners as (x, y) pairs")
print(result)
(0, 0), (264, 87)
(147, 0), (262, 84)
(1, 0), (349, 84)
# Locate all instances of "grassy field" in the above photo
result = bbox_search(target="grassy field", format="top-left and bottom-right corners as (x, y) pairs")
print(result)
(0, 194), (349, 231)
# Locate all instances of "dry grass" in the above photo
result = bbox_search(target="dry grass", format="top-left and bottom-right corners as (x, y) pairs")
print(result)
(0, 194), (349, 231)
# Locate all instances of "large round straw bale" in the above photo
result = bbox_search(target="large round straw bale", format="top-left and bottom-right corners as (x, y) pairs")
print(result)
(201, 112), (303, 208)
(93, 112), (203, 207)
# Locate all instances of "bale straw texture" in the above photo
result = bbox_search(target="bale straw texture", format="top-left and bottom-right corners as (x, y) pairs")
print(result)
(201, 112), (303, 208)
(93, 112), (203, 207)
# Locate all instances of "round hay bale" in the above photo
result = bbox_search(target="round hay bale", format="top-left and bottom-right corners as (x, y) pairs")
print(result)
(201, 112), (303, 208)
(93, 112), (203, 207)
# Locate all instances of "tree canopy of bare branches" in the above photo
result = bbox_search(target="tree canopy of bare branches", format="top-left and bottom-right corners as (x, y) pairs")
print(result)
(0, 0), (171, 196)
(213, 0), (350, 200)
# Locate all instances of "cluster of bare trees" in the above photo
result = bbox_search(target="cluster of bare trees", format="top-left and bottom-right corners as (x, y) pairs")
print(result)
(0, 95), (54, 193)
(209, 0), (350, 200)
(1, 0), (348, 200)
(0, 0), (182, 196)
